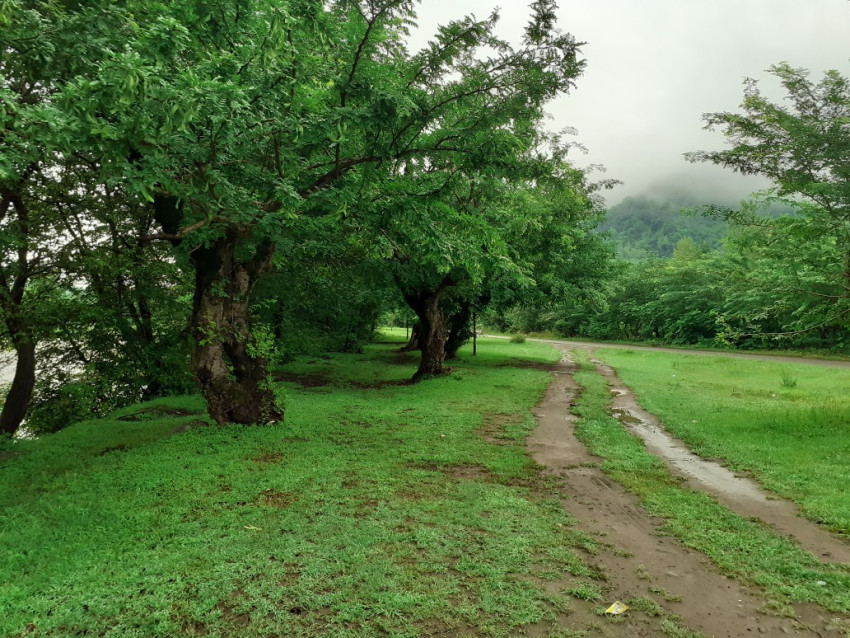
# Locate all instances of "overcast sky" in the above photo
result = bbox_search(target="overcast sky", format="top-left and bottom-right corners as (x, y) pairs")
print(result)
(410, 1), (850, 206)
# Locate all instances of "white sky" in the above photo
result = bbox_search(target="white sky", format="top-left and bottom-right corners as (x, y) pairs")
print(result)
(410, 0), (850, 205)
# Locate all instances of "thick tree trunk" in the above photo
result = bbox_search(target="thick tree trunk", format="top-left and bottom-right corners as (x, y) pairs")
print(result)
(444, 301), (473, 360)
(189, 230), (281, 425)
(0, 335), (35, 436)
(405, 291), (449, 382)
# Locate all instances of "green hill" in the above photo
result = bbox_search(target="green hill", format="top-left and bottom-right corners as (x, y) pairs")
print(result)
(599, 194), (728, 258)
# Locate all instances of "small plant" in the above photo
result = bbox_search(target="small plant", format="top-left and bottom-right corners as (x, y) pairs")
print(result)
(780, 370), (797, 388)
(510, 334), (527, 344)
(563, 581), (603, 602)
(627, 596), (664, 617)
(650, 586), (682, 603)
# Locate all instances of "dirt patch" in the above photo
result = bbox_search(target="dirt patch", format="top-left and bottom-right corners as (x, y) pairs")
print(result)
(381, 350), (419, 366)
(96, 444), (128, 455)
(0, 450), (20, 462)
(406, 462), (491, 481)
(479, 412), (524, 445)
(500, 360), (558, 371)
(117, 406), (201, 421)
(250, 451), (285, 464)
(527, 345), (842, 637)
(258, 489), (294, 508)
(171, 419), (209, 434)
(594, 357), (850, 565)
(272, 371), (332, 387)
(447, 464), (491, 480)
(347, 379), (411, 390)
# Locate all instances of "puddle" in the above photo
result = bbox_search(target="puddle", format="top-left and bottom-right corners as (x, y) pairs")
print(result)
(595, 360), (850, 564)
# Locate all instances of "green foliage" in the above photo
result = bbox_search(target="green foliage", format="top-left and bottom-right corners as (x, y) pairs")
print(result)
(689, 63), (850, 340)
(1, 0), (603, 423)
(509, 334), (527, 344)
(600, 194), (728, 258)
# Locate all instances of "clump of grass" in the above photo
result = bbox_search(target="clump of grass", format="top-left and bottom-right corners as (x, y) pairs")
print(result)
(510, 333), (527, 344)
(627, 596), (665, 617)
(660, 618), (707, 638)
(563, 581), (604, 602)
(650, 586), (683, 603)
(780, 370), (798, 388)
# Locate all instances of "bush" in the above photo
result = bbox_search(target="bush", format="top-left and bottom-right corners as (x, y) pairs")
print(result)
(510, 334), (527, 344)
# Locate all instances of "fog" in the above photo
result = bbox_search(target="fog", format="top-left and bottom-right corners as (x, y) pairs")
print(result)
(410, 0), (850, 205)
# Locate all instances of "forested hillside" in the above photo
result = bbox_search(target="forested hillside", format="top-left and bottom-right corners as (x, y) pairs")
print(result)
(599, 193), (728, 258)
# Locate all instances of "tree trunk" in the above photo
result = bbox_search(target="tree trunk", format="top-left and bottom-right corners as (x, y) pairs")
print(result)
(189, 230), (281, 425)
(444, 301), (473, 360)
(0, 334), (36, 436)
(405, 290), (449, 382)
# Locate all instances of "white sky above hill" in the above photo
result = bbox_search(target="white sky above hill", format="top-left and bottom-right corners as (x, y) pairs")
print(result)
(410, 0), (850, 205)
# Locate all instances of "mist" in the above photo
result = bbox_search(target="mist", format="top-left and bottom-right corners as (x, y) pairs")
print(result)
(409, 0), (850, 206)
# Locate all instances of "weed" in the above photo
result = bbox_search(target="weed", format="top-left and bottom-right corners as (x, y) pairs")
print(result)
(627, 596), (665, 617)
(780, 370), (798, 388)
(635, 564), (652, 580)
(510, 334), (527, 344)
(650, 586), (683, 603)
(660, 617), (707, 638)
(563, 581), (603, 602)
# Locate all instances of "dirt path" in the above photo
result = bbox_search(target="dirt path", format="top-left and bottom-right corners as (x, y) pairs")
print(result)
(527, 346), (843, 637)
(544, 338), (850, 369)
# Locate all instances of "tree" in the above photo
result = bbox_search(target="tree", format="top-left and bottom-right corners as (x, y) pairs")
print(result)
(687, 63), (850, 338)
(0, 1), (134, 435)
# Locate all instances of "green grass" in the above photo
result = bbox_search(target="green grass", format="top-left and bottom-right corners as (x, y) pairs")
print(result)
(0, 337), (593, 637)
(568, 349), (850, 614)
(560, 337), (850, 361)
(596, 348), (850, 535)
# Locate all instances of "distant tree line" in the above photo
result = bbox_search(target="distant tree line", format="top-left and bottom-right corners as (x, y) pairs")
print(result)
(494, 64), (850, 354)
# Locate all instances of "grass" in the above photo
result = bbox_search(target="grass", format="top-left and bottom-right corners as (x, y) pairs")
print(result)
(559, 336), (850, 362)
(596, 348), (850, 535)
(568, 349), (850, 614)
(0, 337), (593, 637)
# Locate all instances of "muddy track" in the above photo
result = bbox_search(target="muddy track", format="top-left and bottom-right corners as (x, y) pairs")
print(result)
(527, 346), (844, 637)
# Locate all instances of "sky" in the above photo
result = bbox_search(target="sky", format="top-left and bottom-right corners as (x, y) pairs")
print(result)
(410, 1), (850, 206)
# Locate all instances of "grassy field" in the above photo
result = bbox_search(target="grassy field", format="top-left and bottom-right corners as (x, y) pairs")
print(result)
(596, 349), (850, 536)
(0, 338), (605, 638)
(569, 348), (850, 615)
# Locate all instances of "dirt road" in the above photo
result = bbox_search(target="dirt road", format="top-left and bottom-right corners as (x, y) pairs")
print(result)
(526, 345), (849, 637)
